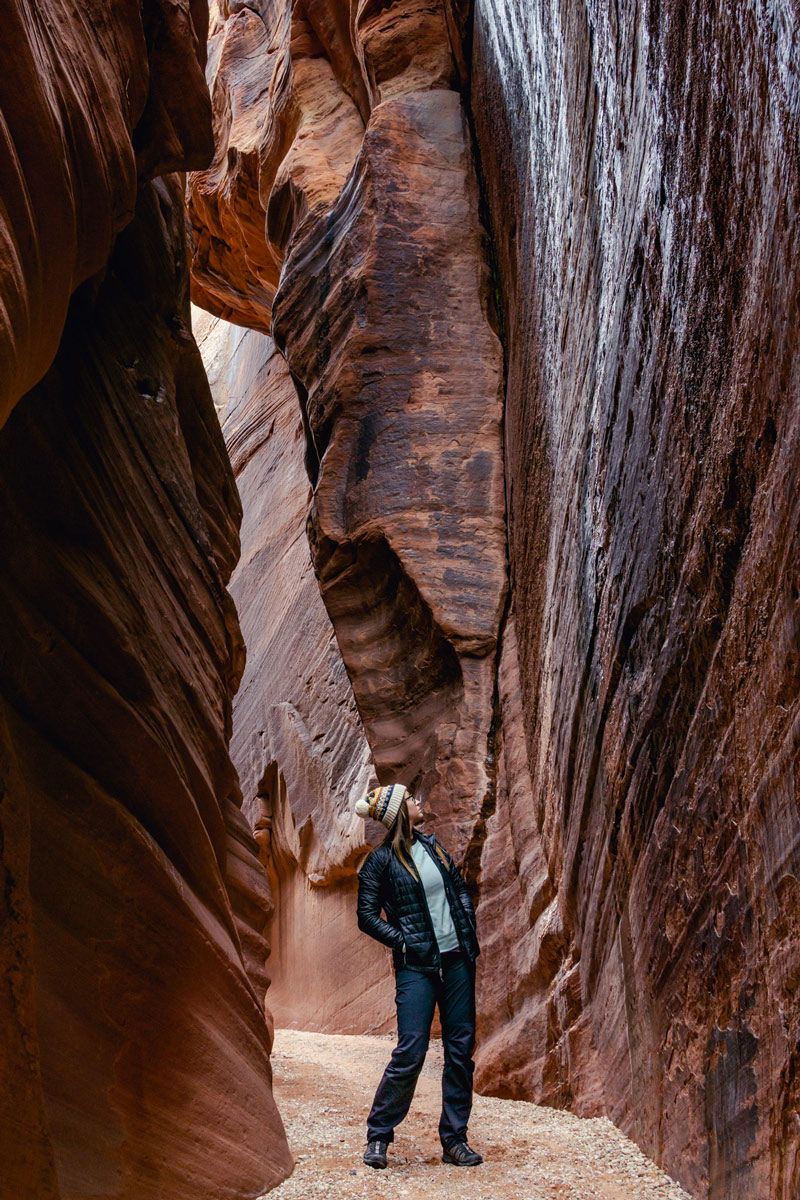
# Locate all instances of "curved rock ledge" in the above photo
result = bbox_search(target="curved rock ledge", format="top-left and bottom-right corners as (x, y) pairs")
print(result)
(189, 0), (507, 849)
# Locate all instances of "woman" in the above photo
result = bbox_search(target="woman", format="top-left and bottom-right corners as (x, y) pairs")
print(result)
(355, 782), (482, 1169)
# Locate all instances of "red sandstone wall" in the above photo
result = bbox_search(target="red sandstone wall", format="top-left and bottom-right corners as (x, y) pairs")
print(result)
(188, 1), (507, 861)
(187, 0), (800, 1197)
(470, 1), (800, 1197)
(0, 3), (292, 1195)
(195, 311), (395, 1032)
(0, 0), (212, 428)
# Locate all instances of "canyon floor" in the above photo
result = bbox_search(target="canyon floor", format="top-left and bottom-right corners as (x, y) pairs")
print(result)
(265, 1030), (693, 1200)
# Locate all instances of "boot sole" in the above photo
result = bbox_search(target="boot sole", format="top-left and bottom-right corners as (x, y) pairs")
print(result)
(364, 1158), (387, 1169)
(441, 1154), (483, 1166)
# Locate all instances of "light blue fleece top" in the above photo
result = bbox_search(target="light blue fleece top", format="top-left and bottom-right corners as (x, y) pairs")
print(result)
(411, 840), (460, 953)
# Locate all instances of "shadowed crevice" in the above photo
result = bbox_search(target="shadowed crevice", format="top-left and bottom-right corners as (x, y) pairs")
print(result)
(307, 523), (465, 788)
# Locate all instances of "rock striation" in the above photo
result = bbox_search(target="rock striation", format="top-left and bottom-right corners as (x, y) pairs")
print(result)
(188, 0), (800, 1198)
(195, 311), (394, 1032)
(0, 0), (213, 430)
(188, 0), (507, 855)
(471, 1), (800, 1197)
(0, 3), (291, 1197)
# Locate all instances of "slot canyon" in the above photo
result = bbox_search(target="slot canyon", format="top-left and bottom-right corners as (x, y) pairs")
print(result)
(1, 2), (798, 1200)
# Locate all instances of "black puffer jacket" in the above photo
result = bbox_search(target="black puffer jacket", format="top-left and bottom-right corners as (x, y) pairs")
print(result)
(357, 831), (479, 972)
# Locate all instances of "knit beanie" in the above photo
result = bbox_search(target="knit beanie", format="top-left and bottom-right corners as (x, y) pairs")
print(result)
(355, 783), (411, 830)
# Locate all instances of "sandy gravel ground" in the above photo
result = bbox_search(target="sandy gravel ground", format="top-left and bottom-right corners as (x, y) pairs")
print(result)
(264, 1030), (693, 1200)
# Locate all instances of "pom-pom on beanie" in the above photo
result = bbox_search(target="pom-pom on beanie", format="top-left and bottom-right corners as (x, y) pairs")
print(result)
(355, 783), (411, 830)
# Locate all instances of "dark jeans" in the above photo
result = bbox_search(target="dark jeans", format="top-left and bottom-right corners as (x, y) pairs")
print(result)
(367, 949), (476, 1149)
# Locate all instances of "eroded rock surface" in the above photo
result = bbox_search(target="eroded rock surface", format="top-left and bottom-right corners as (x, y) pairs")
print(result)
(188, 0), (800, 1198)
(471, 1), (800, 1197)
(0, 3), (292, 1196)
(195, 311), (395, 1032)
(189, 0), (507, 853)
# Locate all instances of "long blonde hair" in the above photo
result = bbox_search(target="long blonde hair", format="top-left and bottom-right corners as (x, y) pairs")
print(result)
(384, 796), (450, 878)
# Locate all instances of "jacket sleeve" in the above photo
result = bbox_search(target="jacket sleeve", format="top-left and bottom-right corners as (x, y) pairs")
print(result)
(357, 850), (405, 950)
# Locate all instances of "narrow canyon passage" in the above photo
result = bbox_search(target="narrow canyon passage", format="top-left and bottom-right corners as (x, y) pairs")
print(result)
(190, 0), (800, 1195)
(1, 1), (798, 1199)
(263, 1030), (692, 1200)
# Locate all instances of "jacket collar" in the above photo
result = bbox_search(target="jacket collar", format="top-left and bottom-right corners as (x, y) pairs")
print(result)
(412, 829), (436, 848)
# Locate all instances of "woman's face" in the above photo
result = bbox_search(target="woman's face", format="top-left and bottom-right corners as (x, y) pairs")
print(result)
(407, 797), (424, 825)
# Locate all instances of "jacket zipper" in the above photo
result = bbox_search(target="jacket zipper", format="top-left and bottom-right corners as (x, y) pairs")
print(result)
(410, 837), (442, 971)
(424, 834), (474, 960)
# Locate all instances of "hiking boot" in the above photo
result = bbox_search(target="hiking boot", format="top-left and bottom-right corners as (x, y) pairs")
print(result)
(442, 1141), (483, 1166)
(363, 1140), (388, 1169)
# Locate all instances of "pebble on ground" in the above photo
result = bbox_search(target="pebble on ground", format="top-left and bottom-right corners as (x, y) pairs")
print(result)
(262, 1030), (693, 1200)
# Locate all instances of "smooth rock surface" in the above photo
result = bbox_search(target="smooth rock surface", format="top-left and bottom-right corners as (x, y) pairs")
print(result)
(0, 2), (293, 1192)
(195, 311), (395, 1033)
(0, 173), (292, 1200)
(0, 0), (212, 428)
